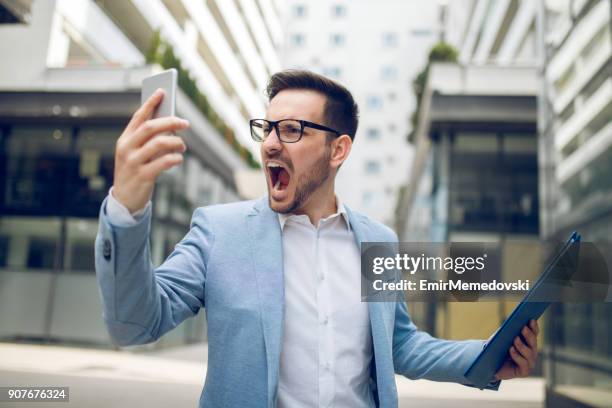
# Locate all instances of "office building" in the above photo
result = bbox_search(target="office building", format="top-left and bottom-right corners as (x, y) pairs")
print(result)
(395, 0), (541, 338)
(540, 0), (612, 406)
(281, 0), (441, 225)
(397, 1), (612, 405)
(0, 0), (283, 348)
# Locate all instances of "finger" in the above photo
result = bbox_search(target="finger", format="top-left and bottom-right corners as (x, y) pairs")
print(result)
(530, 319), (540, 336)
(514, 336), (534, 368)
(140, 152), (184, 181)
(509, 346), (530, 377)
(127, 89), (164, 132)
(133, 135), (186, 164)
(132, 117), (190, 147)
(522, 325), (537, 350)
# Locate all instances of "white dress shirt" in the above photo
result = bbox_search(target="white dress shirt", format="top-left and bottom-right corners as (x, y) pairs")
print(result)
(277, 199), (374, 408)
(106, 191), (374, 407)
(106, 187), (150, 225)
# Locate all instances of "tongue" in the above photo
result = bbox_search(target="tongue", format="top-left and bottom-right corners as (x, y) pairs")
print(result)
(278, 168), (290, 186)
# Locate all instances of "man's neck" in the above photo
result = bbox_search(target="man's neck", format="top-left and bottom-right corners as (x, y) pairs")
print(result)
(293, 186), (337, 227)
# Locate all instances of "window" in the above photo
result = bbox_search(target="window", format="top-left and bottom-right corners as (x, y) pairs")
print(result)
(503, 134), (537, 154)
(410, 29), (432, 37)
(367, 128), (381, 140)
(0, 236), (7, 267)
(366, 96), (382, 110)
(65, 218), (98, 272)
(323, 66), (342, 79)
(293, 4), (306, 18)
(330, 33), (345, 47)
(362, 191), (376, 207)
(454, 132), (498, 152)
(332, 4), (346, 17)
(0, 217), (61, 271)
(291, 33), (305, 47)
(449, 131), (539, 234)
(3, 126), (72, 215)
(69, 126), (118, 217)
(381, 66), (397, 80)
(382, 32), (398, 47)
(365, 160), (381, 175)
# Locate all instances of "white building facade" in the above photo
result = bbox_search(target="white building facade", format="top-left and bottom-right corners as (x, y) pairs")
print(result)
(545, 0), (611, 235)
(444, 0), (540, 65)
(281, 0), (441, 225)
(439, 2), (612, 407)
(541, 2), (612, 406)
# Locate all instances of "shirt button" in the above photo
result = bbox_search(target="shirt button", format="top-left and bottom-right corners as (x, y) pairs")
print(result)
(322, 316), (329, 325)
(319, 274), (325, 282)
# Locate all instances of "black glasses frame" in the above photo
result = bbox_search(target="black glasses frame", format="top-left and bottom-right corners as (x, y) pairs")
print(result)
(249, 118), (341, 143)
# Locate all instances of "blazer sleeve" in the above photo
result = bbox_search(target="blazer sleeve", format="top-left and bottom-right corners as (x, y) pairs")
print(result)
(392, 294), (500, 390)
(94, 196), (213, 346)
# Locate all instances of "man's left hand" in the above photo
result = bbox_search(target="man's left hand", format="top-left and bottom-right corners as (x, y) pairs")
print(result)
(494, 319), (539, 380)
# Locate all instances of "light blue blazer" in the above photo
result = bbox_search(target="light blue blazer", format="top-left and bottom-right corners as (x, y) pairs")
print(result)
(95, 196), (498, 407)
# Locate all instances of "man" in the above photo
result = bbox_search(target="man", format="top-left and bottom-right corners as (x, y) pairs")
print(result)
(95, 70), (539, 407)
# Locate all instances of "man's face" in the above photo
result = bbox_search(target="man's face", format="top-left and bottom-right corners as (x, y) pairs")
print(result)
(261, 89), (333, 214)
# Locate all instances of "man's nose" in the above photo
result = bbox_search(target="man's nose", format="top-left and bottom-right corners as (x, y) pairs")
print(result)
(262, 126), (282, 154)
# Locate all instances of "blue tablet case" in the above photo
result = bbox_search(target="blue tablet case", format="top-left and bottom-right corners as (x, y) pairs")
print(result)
(464, 231), (581, 389)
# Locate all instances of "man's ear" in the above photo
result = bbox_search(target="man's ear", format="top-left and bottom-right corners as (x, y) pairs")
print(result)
(330, 134), (352, 169)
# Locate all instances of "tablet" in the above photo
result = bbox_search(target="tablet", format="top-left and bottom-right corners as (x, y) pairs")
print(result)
(464, 231), (581, 389)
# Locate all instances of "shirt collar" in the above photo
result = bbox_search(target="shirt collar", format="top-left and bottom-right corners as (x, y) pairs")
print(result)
(277, 196), (351, 231)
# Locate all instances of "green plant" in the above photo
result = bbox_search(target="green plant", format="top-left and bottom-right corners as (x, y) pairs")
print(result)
(408, 42), (458, 142)
(146, 31), (260, 169)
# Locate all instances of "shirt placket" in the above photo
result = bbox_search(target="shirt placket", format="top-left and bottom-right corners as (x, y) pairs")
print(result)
(316, 221), (334, 407)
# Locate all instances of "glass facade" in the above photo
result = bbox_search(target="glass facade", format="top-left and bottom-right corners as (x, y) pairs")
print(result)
(544, 3), (612, 404)
(407, 128), (539, 243)
(402, 123), (541, 340)
(545, 214), (612, 406)
(449, 131), (539, 234)
(548, 303), (612, 401)
(0, 120), (239, 347)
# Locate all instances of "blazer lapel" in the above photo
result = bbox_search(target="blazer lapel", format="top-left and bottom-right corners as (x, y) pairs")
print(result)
(246, 197), (284, 406)
(344, 204), (390, 327)
(345, 205), (394, 405)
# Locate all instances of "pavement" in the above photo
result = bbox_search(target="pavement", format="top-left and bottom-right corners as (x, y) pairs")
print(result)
(0, 342), (544, 408)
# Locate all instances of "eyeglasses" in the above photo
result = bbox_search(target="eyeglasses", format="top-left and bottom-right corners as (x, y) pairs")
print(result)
(250, 118), (341, 143)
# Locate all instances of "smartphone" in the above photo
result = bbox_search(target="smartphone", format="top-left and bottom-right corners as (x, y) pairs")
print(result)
(141, 68), (177, 118)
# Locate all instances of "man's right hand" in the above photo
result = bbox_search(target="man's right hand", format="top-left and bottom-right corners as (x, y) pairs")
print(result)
(112, 89), (190, 214)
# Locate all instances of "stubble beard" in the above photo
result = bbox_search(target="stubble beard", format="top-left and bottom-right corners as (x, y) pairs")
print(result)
(268, 147), (331, 214)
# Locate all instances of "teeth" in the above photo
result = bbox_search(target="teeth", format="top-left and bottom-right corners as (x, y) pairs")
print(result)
(274, 179), (281, 190)
(268, 163), (281, 168)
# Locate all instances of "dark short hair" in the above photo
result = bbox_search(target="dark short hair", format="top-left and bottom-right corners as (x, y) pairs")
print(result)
(265, 70), (359, 140)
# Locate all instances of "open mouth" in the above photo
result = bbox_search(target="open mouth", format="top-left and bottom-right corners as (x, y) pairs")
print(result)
(267, 162), (291, 192)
